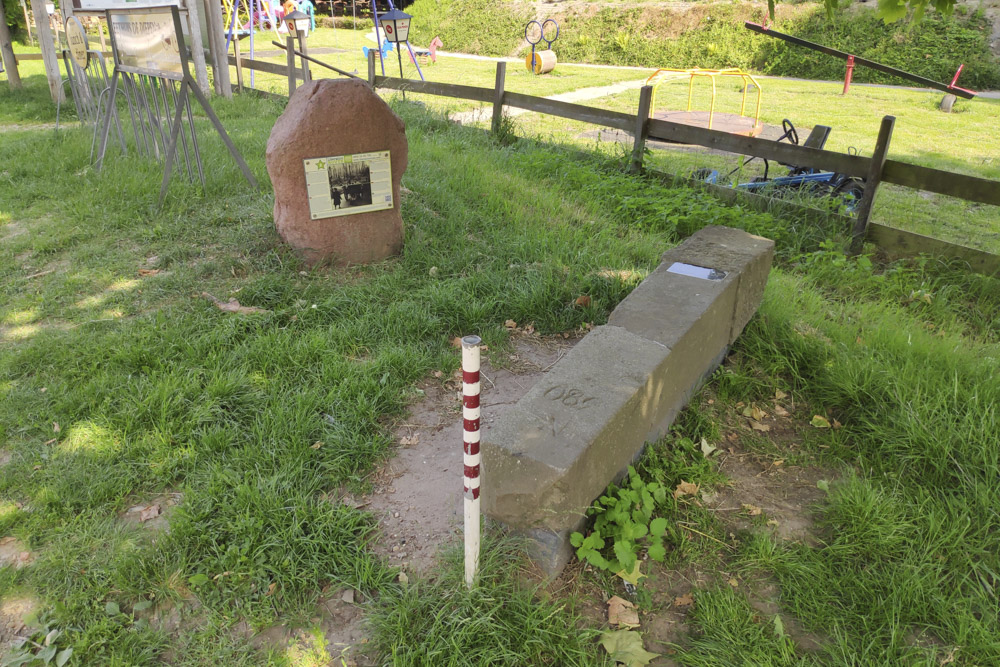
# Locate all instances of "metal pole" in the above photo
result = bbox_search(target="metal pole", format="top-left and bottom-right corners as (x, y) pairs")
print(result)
(842, 55), (855, 95)
(462, 335), (482, 589)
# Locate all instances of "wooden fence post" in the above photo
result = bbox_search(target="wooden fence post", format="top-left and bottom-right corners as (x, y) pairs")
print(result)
(28, 0), (63, 102)
(629, 85), (653, 174)
(286, 35), (296, 97)
(233, 36), (244, 93)
(491, 61), (506, 135)
(298, 33), (310, 82)
(0, 0), (23, 90)
(203, 0), (231, 98)
(367, 49), (376, 87)
(850, 115), (895, 254)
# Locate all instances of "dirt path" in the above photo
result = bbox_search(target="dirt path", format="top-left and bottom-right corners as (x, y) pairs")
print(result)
(364, 334), (577, 575)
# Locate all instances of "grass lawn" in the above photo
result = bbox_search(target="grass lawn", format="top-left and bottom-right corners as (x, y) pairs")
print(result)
(2, 60), (1000, 665)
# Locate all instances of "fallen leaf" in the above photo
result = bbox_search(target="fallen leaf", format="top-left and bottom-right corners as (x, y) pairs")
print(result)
(774, 614), (787, 639)
(728, 578), (739, 588)
(751, 406), (766, 421)
(810, 415), (831, 428)
(575, 295), (592, 308)
(53, 422), (60, 433)
(832, 418), (842, 429)
(673, 481), (699, 500)
(310, 441), (323, 449)
(616, 561), (646, 586)
(504, 319), (517, 329)
(44, 438), (57, 446)
(599, 629), (659, 667)
(816, 479), (830, 492)
(398, 572), (409, 584)
(139, 505), (161, 522)
(742, 504), (762, 516)
(773, 405), (790, 417)
(773, 459), (784, 467)
(138, 268), (160, 277)
(939, 647), (958, 665)
(212, 571), (231, 580)
(399, 435), (419, 447)
(607, 596), (640, 628)
(742, 406), (753, 418)
(432, 370), (444, 378)
(265, 582), (277, 596)
(341, 588), (355, 604)
(766, 519), (780, 527)
(699, 438), (717, 458)
(774, 389), (788, 400)
(749, 419), (770, 432)
(451, 337), (463, 348)
(673, 593), (694, 607)
(201, 292), (270, 315)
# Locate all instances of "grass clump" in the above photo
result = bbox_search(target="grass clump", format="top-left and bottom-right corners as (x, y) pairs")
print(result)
(368, 537), (605, 665)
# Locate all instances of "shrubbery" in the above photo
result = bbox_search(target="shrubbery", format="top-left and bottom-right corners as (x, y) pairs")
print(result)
(405, 0), (1000, 89)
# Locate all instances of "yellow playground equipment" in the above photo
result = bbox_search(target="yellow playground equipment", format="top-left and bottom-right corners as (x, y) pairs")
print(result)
(645, 68), (764, 135)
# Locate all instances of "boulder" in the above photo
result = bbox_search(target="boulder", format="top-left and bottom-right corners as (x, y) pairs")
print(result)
(266, 79), (408, 266)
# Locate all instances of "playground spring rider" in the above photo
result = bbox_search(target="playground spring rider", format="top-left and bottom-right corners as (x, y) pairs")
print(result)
(525, 19), (558, 74)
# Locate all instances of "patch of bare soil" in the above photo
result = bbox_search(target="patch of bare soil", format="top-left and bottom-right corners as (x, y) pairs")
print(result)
(364, 334), (578, 575)
(0, 594), (41, 658)
(576, 387), (836, 662)
(120, 492), (182, 536)
(228, 590), (376, 666)
(704, 391), (834, 546)
(0, 537), (33, 570)
(0, 451), (11, 467)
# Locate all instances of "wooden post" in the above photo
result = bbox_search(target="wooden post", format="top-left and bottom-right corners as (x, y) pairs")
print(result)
(0, 0), (23, 89)
(183, 0), (211, 95)
(297, 31), (309, 82)
(367, 48), (375, 87)
(850, 115), (895, 255)
(19, 0), (32, 46)
(233, 35), (244, 93)
(490, 61), (506, 136)
(629, 85), (653, 174)
(203, 0), (231, 98)
(286, 34), (296, 96)
(96, 16), (106, 52)
(28, 0), (63, 102)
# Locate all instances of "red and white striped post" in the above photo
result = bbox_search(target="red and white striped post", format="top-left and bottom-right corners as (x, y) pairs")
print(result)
(461, 335), (482, 588)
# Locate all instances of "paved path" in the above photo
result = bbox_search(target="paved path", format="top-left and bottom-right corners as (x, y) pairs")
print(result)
(450, 78), (648, 125)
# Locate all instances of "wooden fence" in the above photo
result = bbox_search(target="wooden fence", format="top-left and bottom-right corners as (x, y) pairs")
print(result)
(230, 50), (1000, 273)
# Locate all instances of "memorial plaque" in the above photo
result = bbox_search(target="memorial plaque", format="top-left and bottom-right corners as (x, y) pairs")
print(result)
(304, 151), (393, 220)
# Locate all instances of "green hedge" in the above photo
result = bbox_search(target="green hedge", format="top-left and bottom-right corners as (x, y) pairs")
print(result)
(406, 0), (532, 56)
(405, 0), (1000, 89)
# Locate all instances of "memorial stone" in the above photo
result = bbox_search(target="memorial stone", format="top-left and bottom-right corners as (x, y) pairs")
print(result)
(266, 79), (408, 266)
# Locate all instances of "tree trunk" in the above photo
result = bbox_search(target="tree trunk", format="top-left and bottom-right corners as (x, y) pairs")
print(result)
(0, 0), (24, 89)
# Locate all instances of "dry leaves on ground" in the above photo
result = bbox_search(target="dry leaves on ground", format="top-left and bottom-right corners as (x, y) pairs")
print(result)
(673, 593), (694, 608)
(201, 292), (270, 315)
(607, 596), (640, 629)
(139, 505), (161, 522)
(673, 481), (699, 500)
(399, 435), (419, 447)
(575, 295), (592, 307)
(138, 268), (160, 277)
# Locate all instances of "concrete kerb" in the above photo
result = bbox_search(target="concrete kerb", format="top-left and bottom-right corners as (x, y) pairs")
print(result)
(481, 225), (775, 575)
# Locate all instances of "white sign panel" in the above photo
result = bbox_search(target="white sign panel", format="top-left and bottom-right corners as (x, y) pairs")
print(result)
(108, 8), (184, 79)
(304, 151), (394, 220)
